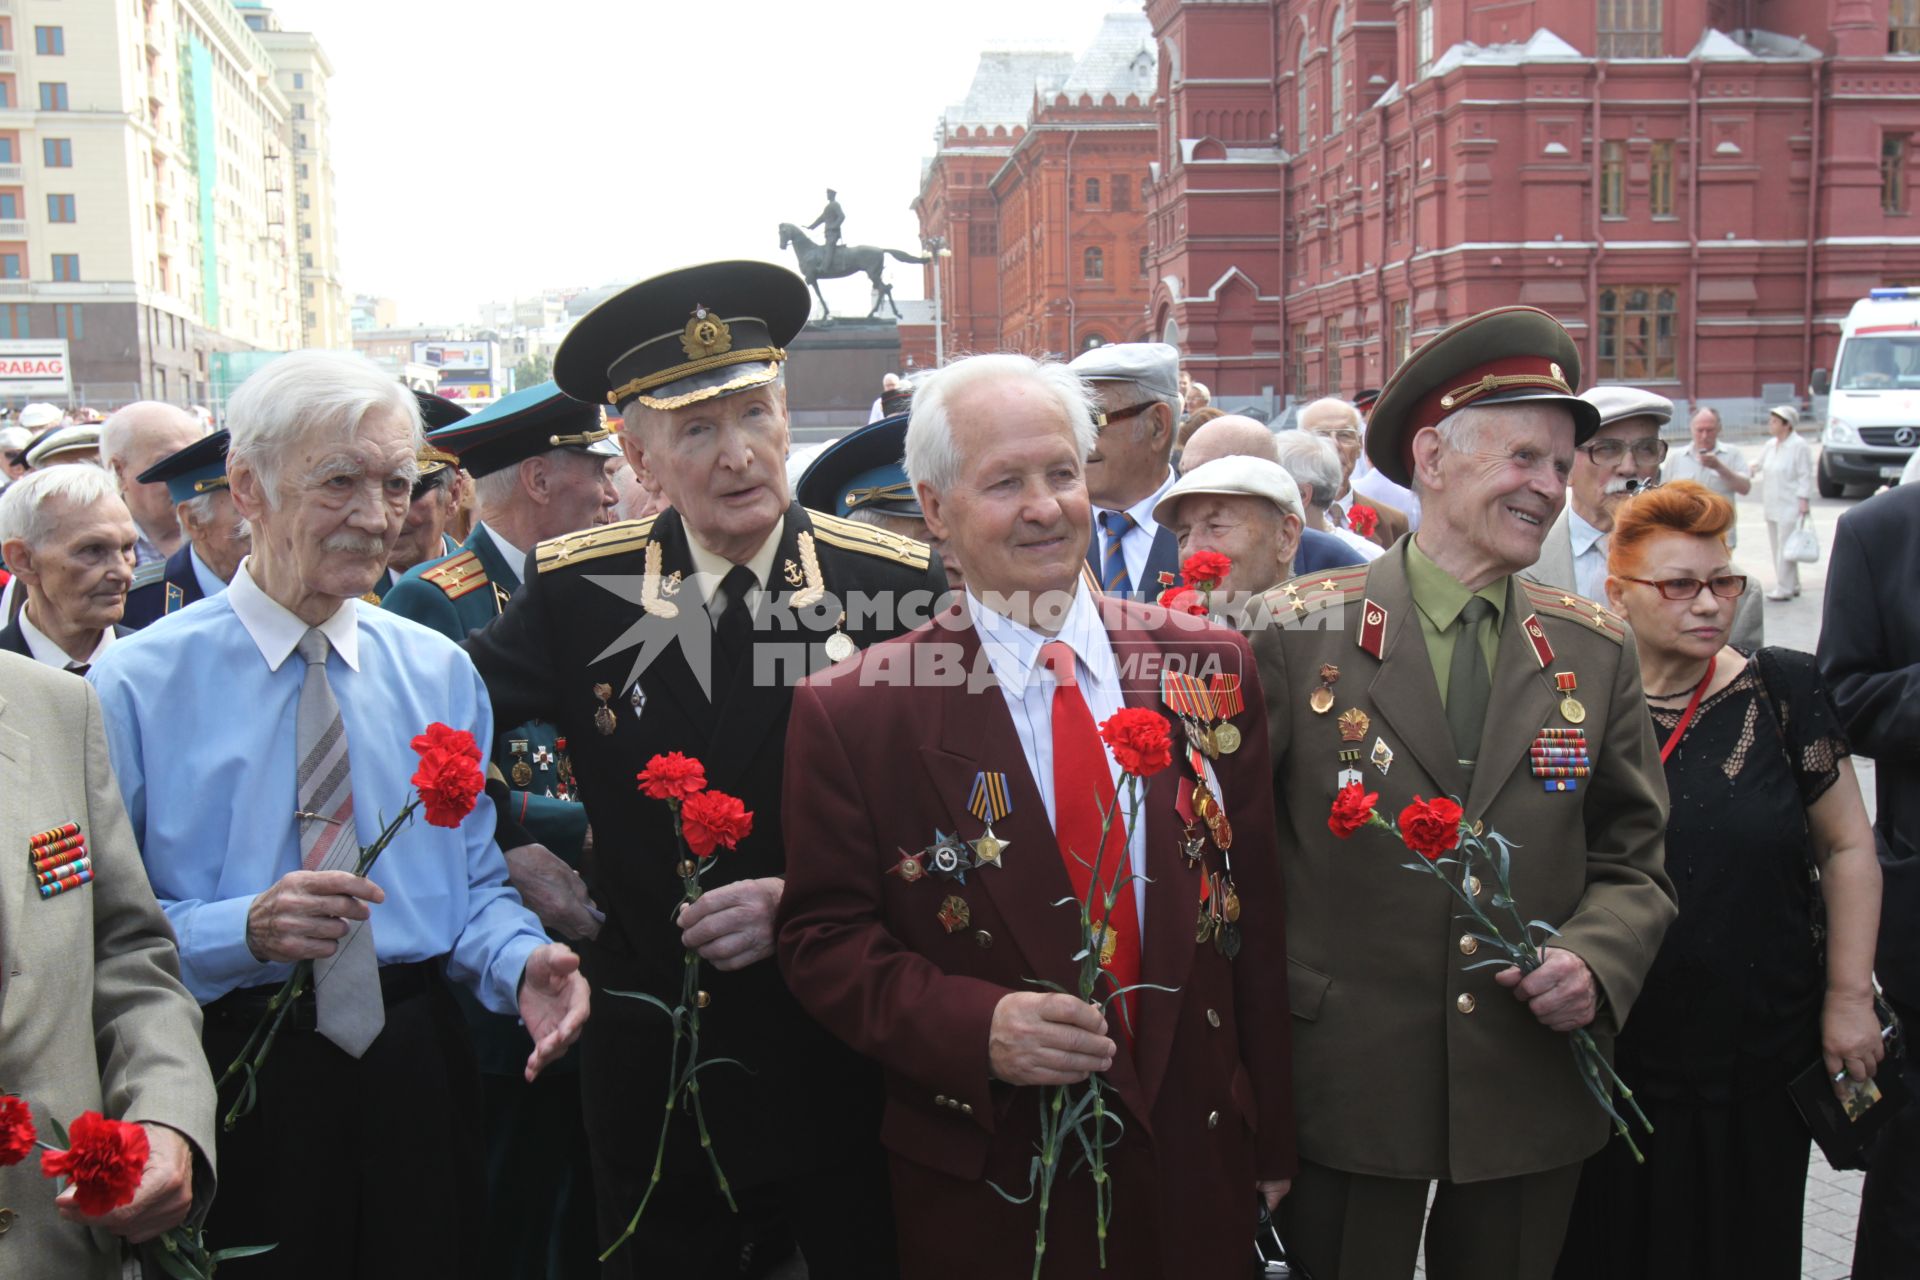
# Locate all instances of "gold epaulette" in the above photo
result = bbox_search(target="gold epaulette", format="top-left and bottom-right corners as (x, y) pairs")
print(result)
(1518, 578), (1626, 644)
(534, 516), (655, 574)
(806, 509), (933, 570)
(421, 550), (491, 601)
(1260, 564), (1371, 620)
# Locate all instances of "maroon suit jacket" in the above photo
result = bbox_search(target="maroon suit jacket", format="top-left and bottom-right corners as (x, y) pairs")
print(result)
(777, 595), (1295, 1280)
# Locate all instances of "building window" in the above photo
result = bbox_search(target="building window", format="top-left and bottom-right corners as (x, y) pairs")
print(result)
(0, 194), (14, 219)
(1600, 141), (1625, 217)
(1884, 133), (1910, 213)
(1083, 246), (1105, 280)
(43, 138), (70, 167)
(0, 304), (27, 338)
(1598, 0), (1662, 58)
(1290, 324), (1309, 398)
(51, 253), (79, 282)
(0, 139), (13, 164)
(1415, 0), (1435, 77)
(1139, 245), (1149, 276)
(46, 193), (73, 223)
(0, 83), (9, 111)
(1894, 0), (1920, 52)
(1649, 141), (1675, 217)
(1391, 300), (1412, 368)
(293, 72), (305, 89)
(1085, 177), (1101, 206)
(293, 103), (305, 119)
(1328, 7), (1345, 133)
(1327, 322), (1344, 395)
(1112, 176), (1131, 211)
(52, 303), (80, 340)
(971, 222), (996, 256)
(34, 26), (63, 55)
(1597, 286), (1679, 381)
(38, 83), (68, 111)
(1296, 36), (1312, 144)
(0, 254), (19, 279)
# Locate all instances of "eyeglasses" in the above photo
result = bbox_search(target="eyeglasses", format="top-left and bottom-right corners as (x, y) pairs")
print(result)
(1577, 438), (1670, 466)
(1094, 401), (1157, 430)
(1618, 574), (1748, 601)
(1308, 427), (1361, 445)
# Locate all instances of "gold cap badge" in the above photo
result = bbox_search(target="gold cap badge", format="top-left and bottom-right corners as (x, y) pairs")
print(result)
(681, 306), (733, 360)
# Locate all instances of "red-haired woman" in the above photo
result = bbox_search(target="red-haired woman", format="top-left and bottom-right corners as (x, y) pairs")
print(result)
(1556, 480), (1884, 1279)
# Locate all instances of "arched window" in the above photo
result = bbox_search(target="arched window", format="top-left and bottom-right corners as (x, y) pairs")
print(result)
(1139, 245), (1149, 276)
(1328, 7), (1345, 133)
(1083, 246), (1105, 280)
(1085, 177), (1102, 206)
(1296, 35), (1312, 146)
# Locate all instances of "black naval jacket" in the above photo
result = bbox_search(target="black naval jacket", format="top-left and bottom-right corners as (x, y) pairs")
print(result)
(465, 501), (947, 1191)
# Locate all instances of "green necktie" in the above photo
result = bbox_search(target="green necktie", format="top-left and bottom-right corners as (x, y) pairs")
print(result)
(1446, 597), (1496, 768)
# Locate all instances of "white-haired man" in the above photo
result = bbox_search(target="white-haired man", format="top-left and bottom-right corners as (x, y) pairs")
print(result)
(1249, 308), (1674, 1277)
(88, 349), (590, 1278)
(1275, 429), (1384, 563)
(99, 402), (207, 567)
(0, 466), (137, 670)
(777, 350), (1296, 1280)
(1298, 396), (1411, 547)
(1068, 342), (1183, 599)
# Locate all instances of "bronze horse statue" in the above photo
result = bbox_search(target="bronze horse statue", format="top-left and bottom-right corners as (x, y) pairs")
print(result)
(778, 223), (928, 320)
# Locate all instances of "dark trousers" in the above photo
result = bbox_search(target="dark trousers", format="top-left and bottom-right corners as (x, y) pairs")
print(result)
(479, 1068), (599, 1280)
(200, 964), (485, 1280)
(1281, 1158), (1582, 1280)
(1855, 998), (1920, 1279)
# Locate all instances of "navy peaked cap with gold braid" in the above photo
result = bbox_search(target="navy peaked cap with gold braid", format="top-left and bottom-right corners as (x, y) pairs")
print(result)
(425, 380), (617, 478)
(137, 429), (231, 504)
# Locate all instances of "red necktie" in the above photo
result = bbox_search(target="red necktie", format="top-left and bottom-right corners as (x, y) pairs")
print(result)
(1040, 640), (1142, 1042)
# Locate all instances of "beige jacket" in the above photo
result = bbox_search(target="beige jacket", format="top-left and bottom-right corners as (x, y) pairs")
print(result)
(0, 653), (216, 1278)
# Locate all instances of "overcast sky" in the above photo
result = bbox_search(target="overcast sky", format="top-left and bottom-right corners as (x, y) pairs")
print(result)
(262, 0), (1133, 326)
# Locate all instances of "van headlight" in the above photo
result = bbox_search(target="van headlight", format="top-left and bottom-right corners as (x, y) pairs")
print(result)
(1824, 417), (1861, 446)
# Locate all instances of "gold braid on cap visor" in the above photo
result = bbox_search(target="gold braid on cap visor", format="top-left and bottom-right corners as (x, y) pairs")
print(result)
(606, 347), (788, 409)
(843, 480), (916, 511)
(1437, 366), (1572, 411)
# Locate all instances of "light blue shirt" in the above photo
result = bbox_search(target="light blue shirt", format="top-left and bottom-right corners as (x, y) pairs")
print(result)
(188, 546), (227, 600)
(89, 559), (547, 1012)
(1568, 506), (1610, 602)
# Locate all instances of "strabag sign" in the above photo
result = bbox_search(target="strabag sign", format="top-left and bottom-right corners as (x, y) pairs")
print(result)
(0, 341), (70, 398)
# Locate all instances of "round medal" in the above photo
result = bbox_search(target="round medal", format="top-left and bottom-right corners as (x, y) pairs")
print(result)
(511, 761), (533, 787)
(1308, 686), (1336, 715)
(1560, 695), (1587, 725)
(824, 631), (856, 663)
(1212, 722), (1242, 754)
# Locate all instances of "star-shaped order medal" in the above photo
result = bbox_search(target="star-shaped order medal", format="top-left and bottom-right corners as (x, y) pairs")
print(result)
(966, 772), (1012, 870)
(887, 848), (929, 883)
(925, 830), (975, 884)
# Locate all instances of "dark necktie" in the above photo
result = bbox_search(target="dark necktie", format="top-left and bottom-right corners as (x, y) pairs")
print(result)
(1098, 510), (1136, 596)
(709, 565), (757, 690)
(1446, 597), (1496, 768)
(64, 661), (89, 678)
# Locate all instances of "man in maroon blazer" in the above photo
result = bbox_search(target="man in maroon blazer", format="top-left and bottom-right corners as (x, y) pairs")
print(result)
(777, 352), (1296, 1279)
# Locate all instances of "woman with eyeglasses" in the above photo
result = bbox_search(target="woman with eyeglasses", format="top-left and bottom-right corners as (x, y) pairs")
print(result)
(1756, 404), (1815, 600)
(1555, 481), (1883, 1280)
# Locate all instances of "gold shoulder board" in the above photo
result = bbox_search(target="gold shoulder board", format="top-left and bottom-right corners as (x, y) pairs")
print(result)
(535, 516), (655, 574)
(1260, 564), (1370, 619)
(1518, 578), (1626, 644)
(806, 509), (933, 570)
(421, 550), (491, 601)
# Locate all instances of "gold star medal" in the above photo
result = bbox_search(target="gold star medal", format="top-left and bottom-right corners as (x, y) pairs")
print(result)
(966, 772), (1012, 870)
(1555, 671), (1586, 724)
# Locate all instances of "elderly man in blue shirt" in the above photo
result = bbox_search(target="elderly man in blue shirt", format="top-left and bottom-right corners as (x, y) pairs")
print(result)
(89, 349), (591, 1280)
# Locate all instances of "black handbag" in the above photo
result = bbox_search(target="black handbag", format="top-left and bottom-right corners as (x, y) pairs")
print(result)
(1786, 991), (1911, 1171)
(1255, 1197), (1312, 1279)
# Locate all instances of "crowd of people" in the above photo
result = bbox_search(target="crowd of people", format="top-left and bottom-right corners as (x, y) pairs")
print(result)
(0, 259), (1913, 1280)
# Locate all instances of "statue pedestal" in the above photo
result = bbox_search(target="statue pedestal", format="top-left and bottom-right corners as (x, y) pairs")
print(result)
(786, 320), (901, 441)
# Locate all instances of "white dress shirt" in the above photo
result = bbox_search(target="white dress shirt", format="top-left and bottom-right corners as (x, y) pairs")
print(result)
(970, 581), (1148, 931)
(1094, 468), (1177, 592)
(17, 606), (116, 670)
(1568, 506), (1610, 602)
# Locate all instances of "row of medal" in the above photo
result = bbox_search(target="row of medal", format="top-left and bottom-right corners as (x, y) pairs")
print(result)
(1165, 671), (1244, 959)
(31, 821), (90, 900)
(507, 736), (577, 802)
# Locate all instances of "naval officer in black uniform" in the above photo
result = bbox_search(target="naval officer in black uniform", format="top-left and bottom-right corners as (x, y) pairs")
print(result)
(464, 261), (943, 1278)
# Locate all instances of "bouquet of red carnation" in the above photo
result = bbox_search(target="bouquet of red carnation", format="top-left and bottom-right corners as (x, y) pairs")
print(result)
(216, 723), (485, 1132)
(600, 753), (754, 1261)
(993, 708), (1176, 1277)
(1348, 504), (1379, 539)
(1156, 551), (1233, 618)
(2, 1094), (273, 1277)
(1327, 784), (1653, 1161)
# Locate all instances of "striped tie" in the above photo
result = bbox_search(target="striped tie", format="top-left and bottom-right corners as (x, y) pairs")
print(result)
(1098, 510), (1135, 596)
(295, 628), (384, 1057)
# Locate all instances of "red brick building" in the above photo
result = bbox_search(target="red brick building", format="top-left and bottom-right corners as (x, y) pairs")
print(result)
(913, 14), (1161, 361)
(1141, 0), (1920, 418)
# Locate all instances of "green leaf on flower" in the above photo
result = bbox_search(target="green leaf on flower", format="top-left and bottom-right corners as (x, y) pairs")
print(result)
(210, 1245), (279, 1263)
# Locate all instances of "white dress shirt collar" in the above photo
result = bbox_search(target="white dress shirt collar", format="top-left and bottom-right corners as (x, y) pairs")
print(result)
(688, 514), (787, 606)
(1567, 505), (1608, 559)
(480, 522), (527, 582)
(969, 577), (1117, 696)
(227, 558), (361, 672)
(189, 547), (228, 599)
(18, 605), (115, 669)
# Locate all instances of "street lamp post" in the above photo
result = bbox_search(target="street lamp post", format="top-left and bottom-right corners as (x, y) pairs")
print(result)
(925, 236), (952, 368)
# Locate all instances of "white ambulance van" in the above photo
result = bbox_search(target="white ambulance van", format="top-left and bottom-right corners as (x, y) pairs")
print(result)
(1814, 287), (1920, 496)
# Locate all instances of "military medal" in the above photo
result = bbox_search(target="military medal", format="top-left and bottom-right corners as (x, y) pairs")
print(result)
(1555, 672), (1587, 725)
(509, 739), (533, 788)
(887, 848), (928, 882)
(1309, 664), (1339, 715)
(555, 738), (574, 795)
(937, 895), (971, 934)
(824, 610), (857, 664)
(1338, 707), (1370, 742)
(1337, 748), (1363, 790)
(1208, 674), (1245, 753)
(30, 822), (91, 900)
(1530, 727), (1591, 792)
(967, 772), (1012, 869)
(1370, 737), (1394, 776)
(592, 683), (618, 736)
(925, 830), (974, 884)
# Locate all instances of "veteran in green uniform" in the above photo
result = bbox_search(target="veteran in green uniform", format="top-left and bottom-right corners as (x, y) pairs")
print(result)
(464, 260), (946, 1278)
(1250, 307), (1678, 1280)
(383, 381), (618, 1280)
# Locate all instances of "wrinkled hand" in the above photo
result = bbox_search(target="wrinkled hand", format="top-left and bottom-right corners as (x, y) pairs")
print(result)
(677, 877), (783, 971)
(245, 870), (384, 964)
(1823, 990), (1886, 1102)
(1493, 947), (1597, 1032)
(1257, 1179), (1291, 1212)
(519, 943), (590, 1082)
(988, 992), (1114, 1086)
(504, 843), (604, 942)
(59, 1123), (192, 1242)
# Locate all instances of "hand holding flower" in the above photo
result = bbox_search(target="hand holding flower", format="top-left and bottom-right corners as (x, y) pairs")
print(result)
(1492, 947), (1598, 1032)
(55, 1121), (191, 1244)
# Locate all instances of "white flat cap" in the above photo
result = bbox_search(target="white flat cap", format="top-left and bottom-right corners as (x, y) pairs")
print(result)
(24, 423), (101, 467)
(1153, 454), (1305, 527)
(1067, 342), (1181, 403)
(17, 403), (63, 431)
(1770, 404), (1802, 429)
(1578, 385), (1674, 431)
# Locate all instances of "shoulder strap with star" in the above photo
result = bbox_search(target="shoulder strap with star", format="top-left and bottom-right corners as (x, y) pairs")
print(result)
(804, 508), (933, 571)
(534, 515), (656, 574)
(1517, 577), (1626, 645)
(1258, 563), (1371, 623)
(420, 549), (491, 601)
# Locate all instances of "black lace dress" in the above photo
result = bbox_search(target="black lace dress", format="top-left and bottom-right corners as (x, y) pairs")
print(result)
(1556, 648), (1850, 1280)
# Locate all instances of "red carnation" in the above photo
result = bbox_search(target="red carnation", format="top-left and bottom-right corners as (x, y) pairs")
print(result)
(638, 752), (708, 803)
(1397, 795), (1465, 862)
(0, 1096), (34, 1166)
(38, 1111), (148, 1217)
(410, 723), (485, 828)
(679, 789), (754, 859)
(1327, 782), (1381, 839)
(1348, 504), (1379, 539)
(1160, 586), (1208, 617)
(1098, 708), (1174, 778)
(1180, 550), (1232, 589)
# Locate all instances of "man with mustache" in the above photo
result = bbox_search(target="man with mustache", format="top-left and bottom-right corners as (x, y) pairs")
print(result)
(1249, 308), (1676, 1278)
(0, 466), (138, 671)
